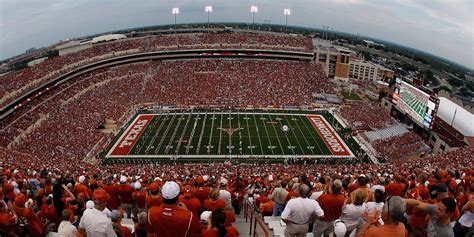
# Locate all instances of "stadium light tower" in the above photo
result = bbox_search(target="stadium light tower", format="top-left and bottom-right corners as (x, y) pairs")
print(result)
(283, 8), (291, 32)
(172, 7), (179, 29)
(250, 5), (258, 30)
(205, 6), (212, 28)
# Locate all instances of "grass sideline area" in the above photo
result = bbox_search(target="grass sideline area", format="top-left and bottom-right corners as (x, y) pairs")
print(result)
(342, 91), (363, 101)
(103, 109), (357, 163)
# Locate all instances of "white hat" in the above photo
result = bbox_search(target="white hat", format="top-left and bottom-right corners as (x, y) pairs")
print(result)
(268, 175), (273, 181)
(219, 178), (228, 186)
(79, 175), (86, 183)
(86, 200), (95, 209)
(162, 181), (180, 199)
(203, 175), (209, 181)
(334, 219), (347, 237)
(134, 182), (142, 190)
(120, 175), (127, 183)
(200, 211), (212, 224)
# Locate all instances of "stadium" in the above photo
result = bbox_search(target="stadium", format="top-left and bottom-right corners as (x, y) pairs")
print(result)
(1, 4), (473, 237)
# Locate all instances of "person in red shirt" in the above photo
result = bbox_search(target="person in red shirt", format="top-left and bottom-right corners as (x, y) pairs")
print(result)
(103, 176), (121, 210)
(179, 185), (202, 216)
(259, 199), (275, 216)
(194, 176), (211, 205)
(13, 194), (45, 237)
(313, 179), (346, 237)
(146, 182), (163, 208)
(204, 189), (226, 211)
(72, 176), (91, 200)
(111, 209), (132, 237)
(147, 181), (202, 237)
(285, 181), (299, 202)
(0, 200), (21, 236)
(117, 176), (135, 218)
(202, 208), (239, 237)
(132, 182), (147, 217)
(385, 176), (407, 197)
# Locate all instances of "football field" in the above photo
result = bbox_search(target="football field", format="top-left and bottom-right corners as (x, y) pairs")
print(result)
(399, 91), (427, 118)
(106, 110), (354, 160)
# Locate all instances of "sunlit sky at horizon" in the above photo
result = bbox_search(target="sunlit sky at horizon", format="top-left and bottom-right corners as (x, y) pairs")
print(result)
(1, 0), (472, 68)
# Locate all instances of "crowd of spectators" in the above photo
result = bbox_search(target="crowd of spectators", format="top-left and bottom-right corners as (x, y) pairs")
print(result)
(371, 132), (430, 160)
(0, 147), (472, 236)
(0, 59), (330, 162)
(0, 32), (313, 107)
(339, 103), (395, 131)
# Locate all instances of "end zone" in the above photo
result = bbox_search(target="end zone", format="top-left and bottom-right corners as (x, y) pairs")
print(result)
(306, 115), (353, 157)
(108, 114), (153, 156)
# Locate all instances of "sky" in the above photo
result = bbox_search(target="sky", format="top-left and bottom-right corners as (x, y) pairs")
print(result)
(0, 0), (473, 68)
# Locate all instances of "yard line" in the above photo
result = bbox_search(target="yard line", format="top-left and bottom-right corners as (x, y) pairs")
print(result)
(207, 112), (216, 155)
(228, 111), (233, 155)
(195, 112), (207, 155)
(141, 112), (167, 154)
(164, 113), (185, 154)
(244, 113), (255, 155)
(279, 114), (306, 155)
(257, 114), (275, 155)
(185, 112), (199, 155)
(174, 112), (193, 155)
(267, 114), (289, 155)
(252, 114), (265, 154)
(285, 114), (314, 155)
(155, 112), (177, 154)
(218, 113), (223, 155)
(297, 115), (325, 155)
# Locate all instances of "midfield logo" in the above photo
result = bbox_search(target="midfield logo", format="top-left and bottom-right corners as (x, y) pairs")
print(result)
(218, 127), (243, 136)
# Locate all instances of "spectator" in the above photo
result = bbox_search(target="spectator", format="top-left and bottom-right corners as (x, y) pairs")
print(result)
(313, 179), (346, 237)
(78, 189), (116, 237)
(203, 208), (239, 237)
(405, 197), (456, 237)
(146, 181), (202, 237)
(341, 190), (366, 237)
(281, 184), (324, 237)
(271, 180), (288, 216)
(110, 209), (132, 237)
(57, 209), (77, 237)
(357, 196), (407, 237)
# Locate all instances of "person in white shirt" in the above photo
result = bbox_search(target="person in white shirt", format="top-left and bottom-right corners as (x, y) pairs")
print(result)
(340, 190), (366, 237)
(78, 189), (117, 237)
(281, 184), (324, 237)
(218, 178), (232, 209)
(57, 209), (77, 237)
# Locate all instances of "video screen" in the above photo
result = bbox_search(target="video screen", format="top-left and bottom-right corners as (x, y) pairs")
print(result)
(392, 79), (438, 128)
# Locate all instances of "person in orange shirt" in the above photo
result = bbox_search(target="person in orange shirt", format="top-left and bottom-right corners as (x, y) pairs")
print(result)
(0, 200), (21, 236)
(202, 208), (239, 237)
(103, 176), (121, 210)
(179, 185), (202, 216)
(13, 194), (45, 237)
(259, 199), (274, 216)
(357, 196), (408, 237)
(146, 181), (202, 237)
(204, 189), (226, 211)
(194, 176), (211, 205)
(132, 182), (147, 217)
(72, 176), (91, 200)
(146, 182), (163, 208)
(117, 176), (135, 218)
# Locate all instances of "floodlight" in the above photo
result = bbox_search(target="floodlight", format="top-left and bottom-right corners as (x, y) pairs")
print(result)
(205, 6), (212, 12)
(284, 9), (291, 15)
(250, 6), (258, 13)
(172, 7), (179, 14)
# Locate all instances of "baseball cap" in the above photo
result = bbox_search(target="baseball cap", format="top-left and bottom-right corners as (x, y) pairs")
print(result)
(120, 175), (127, 183)
(79, 175), (86, 183)
(162, 181), (180, 199)
(134, 182), (142, 190)
(86, 200), (95, 209)
(219, 178), (228, 186)
(148, 182), (160, 192)
(110, 210), (120, 222)
(203, 175), (209, 181)
(200, 211), (212, 224)
(14, 194), (27, 207)
(196, 176), (204, 184)
(334, 219), (347, 237)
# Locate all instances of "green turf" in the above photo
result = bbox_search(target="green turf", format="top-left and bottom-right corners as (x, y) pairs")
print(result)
(342, 91), (362, 101)
(108, 110), (354, 159)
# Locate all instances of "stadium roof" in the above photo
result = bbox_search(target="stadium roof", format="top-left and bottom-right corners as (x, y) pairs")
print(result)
(90, 34), (126, 44)
(437, 97), (474, 137)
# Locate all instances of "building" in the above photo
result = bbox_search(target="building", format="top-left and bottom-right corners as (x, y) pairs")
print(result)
(313, 39), (351, 81)
(349, 58), (394, 82)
